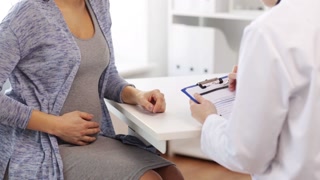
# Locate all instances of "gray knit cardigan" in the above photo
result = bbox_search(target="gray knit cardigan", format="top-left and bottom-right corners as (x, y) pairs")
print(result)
(0, 0), (130, 179)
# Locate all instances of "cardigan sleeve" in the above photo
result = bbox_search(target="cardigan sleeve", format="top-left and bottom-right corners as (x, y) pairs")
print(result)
(0, 14), (33, 129)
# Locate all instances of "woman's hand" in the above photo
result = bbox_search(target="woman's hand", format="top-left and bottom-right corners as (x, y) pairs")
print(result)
(135, 89), (166, 113)
(228, 65), (238, 92)
(121, 86), (166, 113)
(189, 93), (217, 124)
(54, 111), (100, 145)
(28, 110), (100, 146)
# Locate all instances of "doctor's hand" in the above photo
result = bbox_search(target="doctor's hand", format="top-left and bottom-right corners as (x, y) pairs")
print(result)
(54, 111), (100, 146)
(229, 65), (238, 92)
(189, 93), (217, 124)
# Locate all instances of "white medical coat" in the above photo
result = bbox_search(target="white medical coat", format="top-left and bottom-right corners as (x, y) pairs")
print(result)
(200, 0), (320, 179)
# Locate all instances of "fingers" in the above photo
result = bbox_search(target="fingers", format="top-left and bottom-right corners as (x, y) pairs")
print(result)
(82, 121), (100, 139)
(78, 111), (94, 120)
(189, 99), (196, 105)
(82, 126), (100, 136)
(228, 72), (237, 80)
(229, 65), (238, 80)
(74, 111), (99, 129)
(85, 121), (100, 129)
(193, 93), (205, 104)
(143, 89), (166, 113)
(189, 94), (218, 124)
(75, 136), (97, 146)
(75, 128), (100, 145)
(151, 92), (166, 113)
(228, 65), (238, 91)
(58, 111), (101, 146)
(232, 65), (238, 73)
(81, 135), (96, 143)
(76, 111), (100, 128)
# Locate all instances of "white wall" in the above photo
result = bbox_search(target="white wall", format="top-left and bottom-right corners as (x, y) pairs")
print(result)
(0, 0), (17, 21)
(110, 0), (168, 78)
(146, 0), (169, 77)
(110, 0), (148, 66)
(109, 0), (250, 78)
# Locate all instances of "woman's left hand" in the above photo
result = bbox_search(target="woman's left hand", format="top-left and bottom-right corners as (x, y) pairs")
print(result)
(135, 89), (166, 113)
(121, 86), (166, 113)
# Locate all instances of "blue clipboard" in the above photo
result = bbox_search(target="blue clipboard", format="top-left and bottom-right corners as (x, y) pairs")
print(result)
(181, 75), (229, 104)
(181, 75), (235, 118)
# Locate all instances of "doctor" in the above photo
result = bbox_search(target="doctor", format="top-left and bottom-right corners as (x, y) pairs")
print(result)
(189, 0), (320, 179)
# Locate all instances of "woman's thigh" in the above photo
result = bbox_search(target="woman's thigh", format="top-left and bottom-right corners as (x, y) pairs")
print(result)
(59, 136), (173, 180)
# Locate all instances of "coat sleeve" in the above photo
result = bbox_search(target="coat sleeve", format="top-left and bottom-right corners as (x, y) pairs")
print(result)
(0, 15), (33, 129)
(200, 24), (293, 174)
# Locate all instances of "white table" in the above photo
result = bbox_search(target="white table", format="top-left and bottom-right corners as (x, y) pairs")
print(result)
(105, 74), (223, 153)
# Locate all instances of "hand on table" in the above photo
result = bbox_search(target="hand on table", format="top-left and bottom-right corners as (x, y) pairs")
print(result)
(135, 89), (166, 113)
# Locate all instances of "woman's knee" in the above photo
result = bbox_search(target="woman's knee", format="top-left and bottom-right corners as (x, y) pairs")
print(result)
(140, 170), (162, 180)
(155, 165), (184, 180)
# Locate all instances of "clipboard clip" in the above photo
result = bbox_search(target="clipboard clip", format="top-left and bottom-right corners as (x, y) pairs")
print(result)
(197, 76), (228, 89)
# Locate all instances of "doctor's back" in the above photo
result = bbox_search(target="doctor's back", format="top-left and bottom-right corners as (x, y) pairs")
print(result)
(236, 0), (320, 179)
(199, 0), (320, 179)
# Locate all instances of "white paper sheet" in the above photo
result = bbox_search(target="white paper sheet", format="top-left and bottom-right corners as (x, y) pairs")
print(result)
(181, 77), (235, 119)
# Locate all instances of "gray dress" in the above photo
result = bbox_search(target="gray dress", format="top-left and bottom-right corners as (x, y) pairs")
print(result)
(58, 1), (173, 179)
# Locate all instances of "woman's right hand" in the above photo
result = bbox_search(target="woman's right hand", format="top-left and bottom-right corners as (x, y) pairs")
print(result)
(228, 65), (238, 92)
(54, 111), (100, 146)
